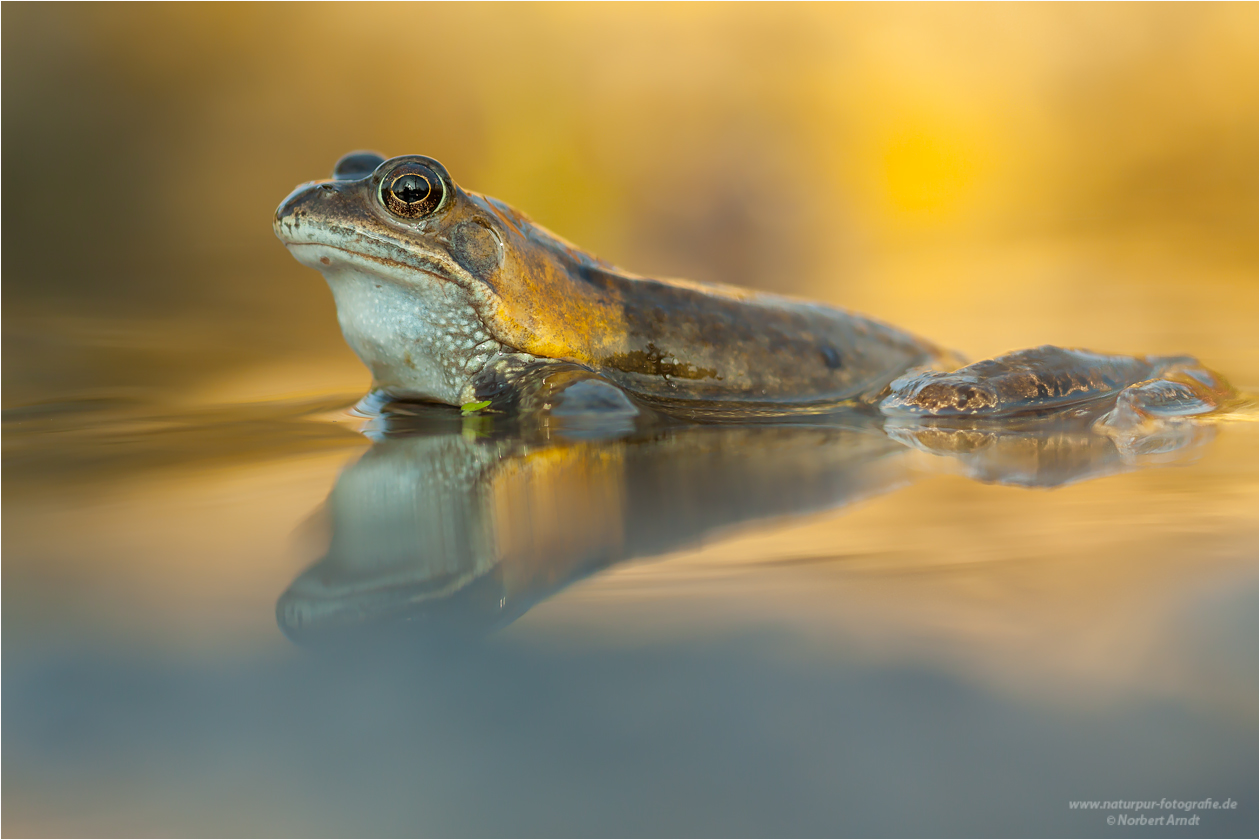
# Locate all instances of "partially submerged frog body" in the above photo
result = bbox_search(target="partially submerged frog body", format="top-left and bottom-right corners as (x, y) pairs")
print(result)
(274, 152), (1234, 425)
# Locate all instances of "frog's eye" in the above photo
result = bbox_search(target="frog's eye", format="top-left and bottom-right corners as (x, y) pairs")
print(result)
(380, 163), (445, 219)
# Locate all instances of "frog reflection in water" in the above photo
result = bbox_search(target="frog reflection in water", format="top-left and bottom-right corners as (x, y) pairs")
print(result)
(272, 152), (1242, 643)
(277, 407), (1216, 643)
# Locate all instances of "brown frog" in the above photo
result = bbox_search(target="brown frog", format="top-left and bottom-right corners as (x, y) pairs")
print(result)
(273, 152), (1232, 425)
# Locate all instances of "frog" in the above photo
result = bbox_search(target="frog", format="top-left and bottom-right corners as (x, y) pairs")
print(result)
(274, 152), (1234, 427)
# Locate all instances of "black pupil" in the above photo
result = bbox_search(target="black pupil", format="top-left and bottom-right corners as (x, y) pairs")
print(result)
(392, 173), (431, 203)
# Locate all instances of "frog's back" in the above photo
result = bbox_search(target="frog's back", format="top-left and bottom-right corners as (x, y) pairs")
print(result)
(572, 265), (946, 410)
(471, 196), (947, 411)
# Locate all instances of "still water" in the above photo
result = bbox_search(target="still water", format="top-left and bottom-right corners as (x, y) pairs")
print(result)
(3, 381), (1256, 836)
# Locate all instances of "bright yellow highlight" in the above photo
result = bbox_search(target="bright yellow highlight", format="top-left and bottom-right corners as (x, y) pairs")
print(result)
(883, 129), (978, 215)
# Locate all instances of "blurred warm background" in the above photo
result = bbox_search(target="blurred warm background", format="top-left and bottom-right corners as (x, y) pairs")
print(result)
(4, 2), (1257, 403)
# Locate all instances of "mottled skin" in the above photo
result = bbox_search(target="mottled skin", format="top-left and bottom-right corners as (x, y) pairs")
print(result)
(274, 152), (1231, 422)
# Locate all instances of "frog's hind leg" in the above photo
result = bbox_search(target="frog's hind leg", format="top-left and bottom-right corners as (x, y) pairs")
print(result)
(879, 345), (1232, 420)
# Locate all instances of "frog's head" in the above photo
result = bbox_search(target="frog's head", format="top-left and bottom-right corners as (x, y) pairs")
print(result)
(274, 152), (625, 405)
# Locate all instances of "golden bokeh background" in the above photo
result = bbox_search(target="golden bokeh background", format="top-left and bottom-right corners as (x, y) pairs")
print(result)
(4, 2), (1256, 405)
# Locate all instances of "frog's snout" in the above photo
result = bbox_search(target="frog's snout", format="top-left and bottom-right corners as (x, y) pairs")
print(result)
(274, 180), (343, 242)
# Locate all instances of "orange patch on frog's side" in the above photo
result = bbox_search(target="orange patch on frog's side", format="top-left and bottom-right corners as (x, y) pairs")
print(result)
(476, 250), (631, 366)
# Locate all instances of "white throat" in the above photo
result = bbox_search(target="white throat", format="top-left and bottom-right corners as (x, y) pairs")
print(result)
(316, 261), (502, 404)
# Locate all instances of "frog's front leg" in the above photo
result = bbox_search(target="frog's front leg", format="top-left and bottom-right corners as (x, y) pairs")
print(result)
(466, 354), (645, 433)
(878, 345), (1231, 420)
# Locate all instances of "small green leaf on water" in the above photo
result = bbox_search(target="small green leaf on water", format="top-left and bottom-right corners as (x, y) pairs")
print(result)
(461, 400), (492, 414)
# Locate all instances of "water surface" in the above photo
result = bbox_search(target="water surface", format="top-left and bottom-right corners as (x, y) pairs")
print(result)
(4, 387), (1255, 836)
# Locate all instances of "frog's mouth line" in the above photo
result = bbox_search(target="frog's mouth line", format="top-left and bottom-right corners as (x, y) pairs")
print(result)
(286, 242), (459, 289)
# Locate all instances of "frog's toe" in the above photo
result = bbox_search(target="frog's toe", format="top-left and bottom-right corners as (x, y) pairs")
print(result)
(1120, 378), (1218, 417)
(544, 378), (642, 440)
(879, 371), (1000, 417)
(1092, 367), (1238, 462)
(1096, 377), (1220, 435)
(549, 378), (641, 420)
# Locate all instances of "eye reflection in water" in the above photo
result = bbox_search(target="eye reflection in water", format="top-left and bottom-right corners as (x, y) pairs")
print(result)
(277, 402), (1220, 646)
